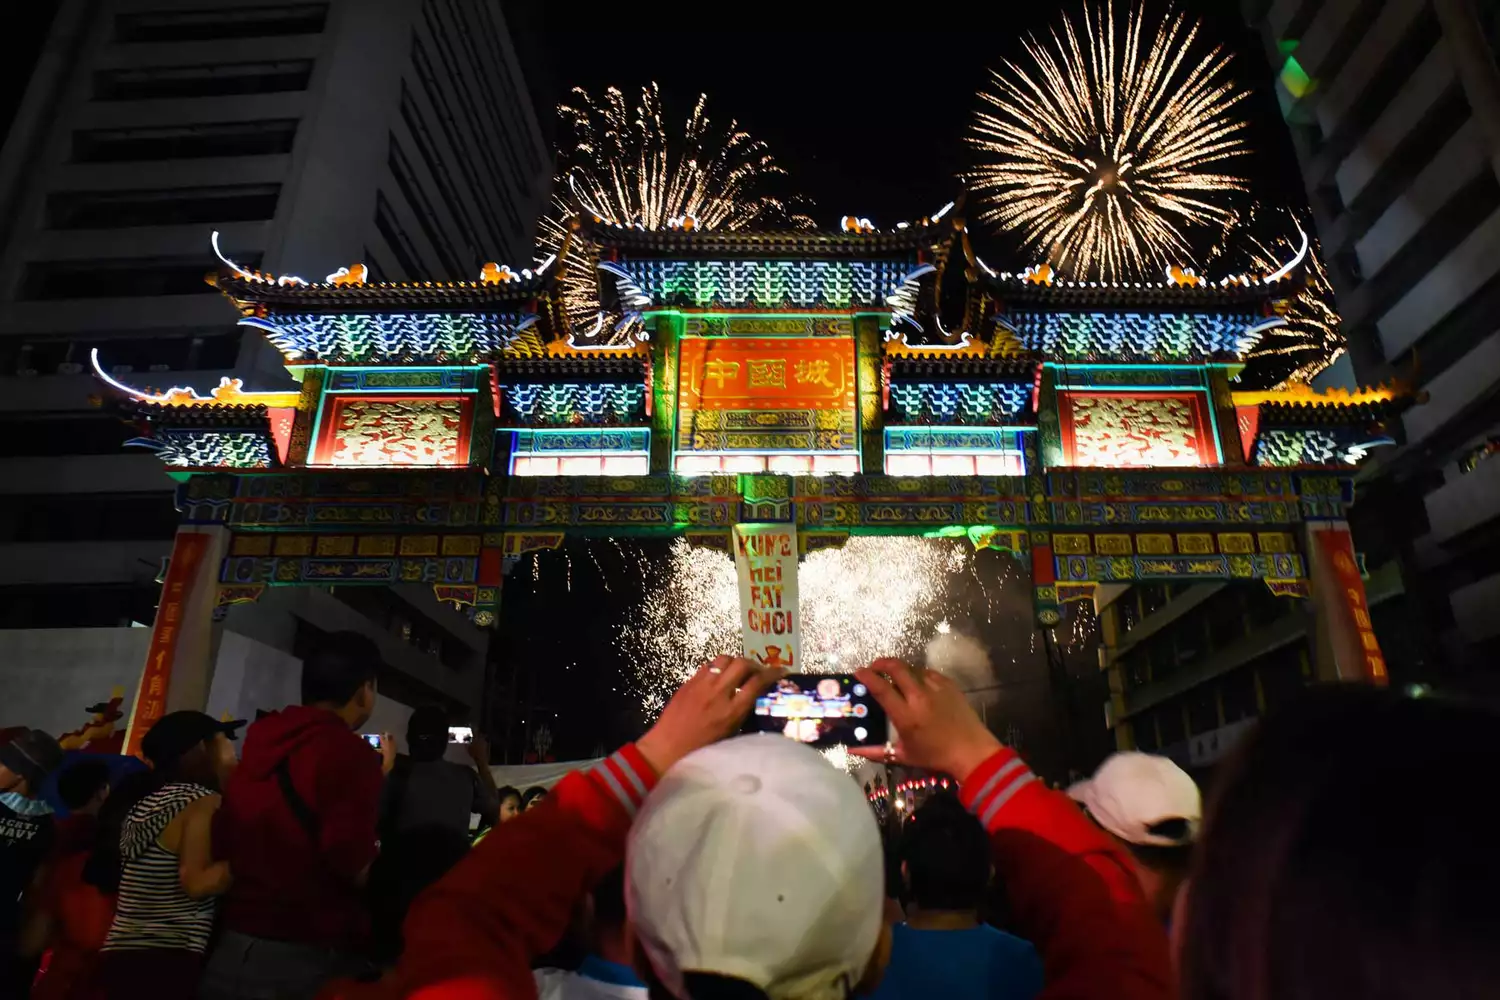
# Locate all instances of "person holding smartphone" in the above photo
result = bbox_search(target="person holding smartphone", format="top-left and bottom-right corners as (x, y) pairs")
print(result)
(324, 656), (1170, 1000)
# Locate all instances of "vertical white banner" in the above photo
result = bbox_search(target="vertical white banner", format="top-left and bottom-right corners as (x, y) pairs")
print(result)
(733, 523), (800, 671)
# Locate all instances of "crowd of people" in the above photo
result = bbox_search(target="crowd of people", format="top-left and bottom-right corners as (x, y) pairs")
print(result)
(2, 640), (1496, 1000)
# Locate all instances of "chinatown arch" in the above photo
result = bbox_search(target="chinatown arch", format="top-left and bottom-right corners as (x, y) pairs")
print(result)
(91, 204), (1411, 755)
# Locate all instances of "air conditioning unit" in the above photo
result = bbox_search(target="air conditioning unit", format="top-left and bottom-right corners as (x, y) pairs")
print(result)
(56, 361), (83, 375)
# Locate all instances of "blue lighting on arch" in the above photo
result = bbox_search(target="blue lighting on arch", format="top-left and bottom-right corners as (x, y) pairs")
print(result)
(887, 382), (1032, 424)
(501, 382), (646, 425)
(1006, 310), (1269, 361)
(612, 259), (910, 309)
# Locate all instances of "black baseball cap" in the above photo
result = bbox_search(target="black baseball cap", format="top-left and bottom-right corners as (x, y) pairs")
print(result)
(141, 711), (244, 767)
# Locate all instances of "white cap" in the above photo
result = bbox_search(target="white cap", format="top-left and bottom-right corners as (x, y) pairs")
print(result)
(1068, 752), (1200, 847)
(627, 734), (884, 1000)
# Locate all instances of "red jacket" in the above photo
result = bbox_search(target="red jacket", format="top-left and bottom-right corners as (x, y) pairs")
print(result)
(31, 815), (115, 1000)
(326, 745), (1171, 1000)
(216, 705), (383, 951)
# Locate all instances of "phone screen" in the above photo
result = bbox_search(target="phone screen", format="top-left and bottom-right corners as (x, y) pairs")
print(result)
(362, 733), (382, 749)
(745, 674), (887, 748)
(447, 726), (474, 745)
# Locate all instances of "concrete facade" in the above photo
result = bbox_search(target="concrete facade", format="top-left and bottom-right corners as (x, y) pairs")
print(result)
(0, 0), (549, 724)
(1245, 0), (1500, 676)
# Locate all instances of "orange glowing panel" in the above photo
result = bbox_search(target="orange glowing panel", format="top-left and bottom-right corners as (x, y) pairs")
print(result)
(1058, 391), (1218, 468)
(312, 396), (473, 467)
(678, 338), (855, 411)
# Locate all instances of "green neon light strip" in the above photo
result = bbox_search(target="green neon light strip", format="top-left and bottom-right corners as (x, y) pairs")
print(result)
(307, 377), (329, 460)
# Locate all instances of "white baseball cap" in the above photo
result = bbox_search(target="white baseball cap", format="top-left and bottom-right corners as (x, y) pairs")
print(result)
(626, 734), (884, 1000)
(1068, 752), (1200, 848)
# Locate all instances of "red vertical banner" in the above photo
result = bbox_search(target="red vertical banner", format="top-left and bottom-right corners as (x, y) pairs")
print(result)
(1314, 528), (1388, 685)
(123, 531), (211, 757)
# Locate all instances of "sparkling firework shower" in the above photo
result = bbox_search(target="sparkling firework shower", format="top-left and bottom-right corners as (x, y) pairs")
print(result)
(621, 537), (969, 717)
(540, 82), (812, 338)
(966, 0), (1250, 281)
(544, 82), (812, 243)
(1245, 211), (1343, 385)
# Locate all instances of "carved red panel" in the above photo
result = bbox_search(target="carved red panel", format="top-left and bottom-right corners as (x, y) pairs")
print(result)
(1058, 391), (1218, 468)
(311, 396), (474, 467)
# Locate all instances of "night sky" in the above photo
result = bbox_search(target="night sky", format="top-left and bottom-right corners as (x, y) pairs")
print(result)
(505, 1), (1307, 244)
(498, 1), (1310, 771)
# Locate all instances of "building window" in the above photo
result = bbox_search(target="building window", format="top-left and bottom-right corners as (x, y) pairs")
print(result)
(73, 121), (298, 163)
(47, 184), (281, 229)
(0, 585), (165, 630)
(94, 61), (314, 101)
(115, 5), (327, 43)
(21, 255), (260, 301)
(1156, 701), (1185, 748)
(1221, 666), (1259, 724)
(0, 414), (133, 457)
(386, 137), (465, 277)
(373, 193), (424, 281)
(1132, 713), (1159, 752)
(1186, 688), (1219, 737)
(0, 493), (179, 543)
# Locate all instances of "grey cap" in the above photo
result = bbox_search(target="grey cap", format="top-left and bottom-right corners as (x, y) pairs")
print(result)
(0, 728), (65, 791)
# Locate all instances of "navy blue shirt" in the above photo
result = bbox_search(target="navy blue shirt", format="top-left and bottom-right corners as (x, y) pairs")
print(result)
(869, 923), (1043, 1000)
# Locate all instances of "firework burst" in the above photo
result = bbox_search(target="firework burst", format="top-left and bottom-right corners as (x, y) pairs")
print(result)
(552, 82), (812, 233)
(966, 0), (1250, 281)
(1246, 213), (1343, 385)
(621, 537), (968, 718)
(541, 83), (812, 337)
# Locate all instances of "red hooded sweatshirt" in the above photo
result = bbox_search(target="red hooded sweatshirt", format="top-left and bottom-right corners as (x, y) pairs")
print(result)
(324, 744), (1171, 1000)
(215, 705), (382, 951)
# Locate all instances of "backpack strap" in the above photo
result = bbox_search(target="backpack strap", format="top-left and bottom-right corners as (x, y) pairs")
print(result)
(274, 757), (320, 844)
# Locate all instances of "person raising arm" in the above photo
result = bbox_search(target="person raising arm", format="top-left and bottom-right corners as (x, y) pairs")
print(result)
(851, 658), (1172, 1000)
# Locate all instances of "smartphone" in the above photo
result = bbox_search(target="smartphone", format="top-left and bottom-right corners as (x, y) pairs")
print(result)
(447, 726), (474, 745)
(745, 674), (887, 748)
(362, 733), (382, 749)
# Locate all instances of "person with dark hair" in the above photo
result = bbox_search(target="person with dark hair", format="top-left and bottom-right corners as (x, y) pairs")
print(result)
(22, 759), (117, 1000)
(326, 656), (1171, 1000)
(88, 711), (240, 999)
(520, 786), (548, 811)
(1178, 683), (1500, 1000)
(495, 786), (522, 824)
(0, 728), (65, 997)
(533, 866), (646, 1000)
(383, 707), (500, 840)
(1068, 753), (1199, 925)
(200, 631), (386, 1000)
(869, 795), (1041, 1000)
(368, 707), (499, 960)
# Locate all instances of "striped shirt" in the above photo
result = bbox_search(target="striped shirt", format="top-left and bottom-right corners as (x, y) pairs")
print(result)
(102, 782), (217, 954)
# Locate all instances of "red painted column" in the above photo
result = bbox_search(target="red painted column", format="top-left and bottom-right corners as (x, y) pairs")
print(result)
(121, 525), (232, 757)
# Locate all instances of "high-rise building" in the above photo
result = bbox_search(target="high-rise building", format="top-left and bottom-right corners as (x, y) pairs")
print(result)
(0, 0), (550, 735)
(1243, 0), (1500, 678)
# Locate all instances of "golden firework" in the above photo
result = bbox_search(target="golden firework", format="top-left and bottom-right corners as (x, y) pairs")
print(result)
(540, 83), (811, 338)
(966, 1), (1250, 281)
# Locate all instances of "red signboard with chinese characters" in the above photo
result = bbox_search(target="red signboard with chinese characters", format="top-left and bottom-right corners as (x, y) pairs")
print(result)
(678, 338), (855, 410)
(1315, 527), (1388, 684)
(676, 338), (859, 458)
(1058, 391), (1219, 467)
(124, 530), (210, 758)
